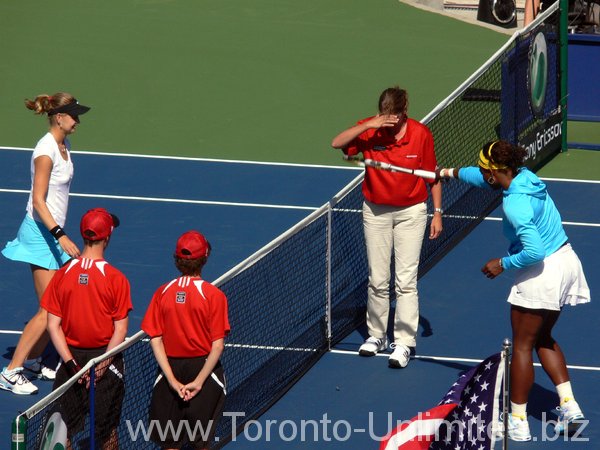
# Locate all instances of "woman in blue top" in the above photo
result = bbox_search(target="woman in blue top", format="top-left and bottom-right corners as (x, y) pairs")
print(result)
(437, 140), (590, 441)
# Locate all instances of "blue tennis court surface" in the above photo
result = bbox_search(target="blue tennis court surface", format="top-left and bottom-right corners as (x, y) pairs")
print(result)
(1, 148), (598, 448)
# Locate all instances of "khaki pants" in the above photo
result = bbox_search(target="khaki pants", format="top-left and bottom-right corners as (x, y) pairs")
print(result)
(363, 200), (427, 347)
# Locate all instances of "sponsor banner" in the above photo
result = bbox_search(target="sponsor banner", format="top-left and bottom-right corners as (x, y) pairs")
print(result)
(519, 110), (562, 170)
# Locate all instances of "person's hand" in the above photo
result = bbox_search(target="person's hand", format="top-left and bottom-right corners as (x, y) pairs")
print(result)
(435, 168), (456, 181)
(182, 380), (204, 402)
(79, 371), (92, 389)
(88, 358), (112, 388)
(482, 258), (503, 279)
(429, 214), (443, 239)
(364, 114), (400, 130)
(58, 235), (80, 258)
(434, 168), (449, 182)
(167, 378), (186, 399)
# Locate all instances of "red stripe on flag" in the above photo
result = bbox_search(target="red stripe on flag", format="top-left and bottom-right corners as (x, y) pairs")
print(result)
(379, 404), (457, 450)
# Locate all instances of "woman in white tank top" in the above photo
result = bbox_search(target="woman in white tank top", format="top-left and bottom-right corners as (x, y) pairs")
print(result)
(0, 92), (90, 395)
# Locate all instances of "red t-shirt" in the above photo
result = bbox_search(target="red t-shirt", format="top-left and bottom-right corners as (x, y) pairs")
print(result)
(345, 117), (437, 207)
(41, 258), (132, 348)
(142, 276), (230, 358)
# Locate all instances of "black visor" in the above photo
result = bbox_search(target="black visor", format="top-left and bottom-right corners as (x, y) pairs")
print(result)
(48, 100), (91, 117)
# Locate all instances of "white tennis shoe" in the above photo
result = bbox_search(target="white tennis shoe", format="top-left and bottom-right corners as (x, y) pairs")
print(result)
(358, 336), (388, 356)
(496, 413), (532, 441)
(0, 366), (39, 395)
(555, 399), (585, 434)
(24, 358), (56, 381)
(507, 415), (532, 441)
(388, 343), (411, 368)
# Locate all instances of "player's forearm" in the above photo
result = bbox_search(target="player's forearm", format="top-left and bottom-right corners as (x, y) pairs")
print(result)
(331, 124), (368, 149)
(47, 320), (73, 363)
(106, 318), (128, 353)
(430, 180), (442, 211)
(193, 338), (225, 386)
(150, 337), (178, 384)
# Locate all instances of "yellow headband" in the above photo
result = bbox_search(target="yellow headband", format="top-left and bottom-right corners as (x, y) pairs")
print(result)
(478, 141), (507, 170)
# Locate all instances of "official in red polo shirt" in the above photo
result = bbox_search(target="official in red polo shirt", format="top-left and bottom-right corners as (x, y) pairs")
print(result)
(42, 207), (132, 449)
(332, 86), (443, 368)
(142, 230), (230, 450)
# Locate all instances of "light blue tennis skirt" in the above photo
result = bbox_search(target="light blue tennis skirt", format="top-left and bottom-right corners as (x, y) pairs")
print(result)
(1, 215), (70, 270)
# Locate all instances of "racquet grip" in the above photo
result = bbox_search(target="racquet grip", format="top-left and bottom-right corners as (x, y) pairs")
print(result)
(413, 169), (436, 180)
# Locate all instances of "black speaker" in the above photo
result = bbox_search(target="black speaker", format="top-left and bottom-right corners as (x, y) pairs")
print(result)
(478, 0), (518, 28)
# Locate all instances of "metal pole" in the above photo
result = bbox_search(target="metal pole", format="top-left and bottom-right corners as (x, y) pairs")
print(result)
(89, 365), (96, 450)
(559, 0), (569, 152)
(325, 202), (333, 350)
(502, 338), (512, 450)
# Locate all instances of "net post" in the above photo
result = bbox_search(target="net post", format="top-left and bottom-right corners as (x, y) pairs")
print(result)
(559, 0), (569, 152)
(502, 338), (512, 450)
(89, 365), (96, 449)
(325, 200), (333, 350)
(10, 413), (27, 450)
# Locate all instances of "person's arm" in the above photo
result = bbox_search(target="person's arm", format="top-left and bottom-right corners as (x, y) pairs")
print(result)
(31, 156), (80, 257)
(429, 180), (443, 239)
(47, 312), (74, 364)
(331, 115), (399, 149)
(182, 338), (225, 401)
(501, 197), (546, 269)
(481, 197), (545, 279)
(437, 166), (494, 189)
(47, 311), (86, 382)
(93, 317), (129, 383)
(150, 336), (185, 398)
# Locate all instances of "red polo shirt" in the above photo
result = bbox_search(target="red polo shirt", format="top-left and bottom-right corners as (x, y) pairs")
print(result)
(345, 117), (437, 207)
(142, 276), (230, 358)
(41, 258), (132, 348)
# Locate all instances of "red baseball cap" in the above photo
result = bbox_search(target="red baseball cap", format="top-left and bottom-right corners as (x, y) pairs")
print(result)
(175, 231), (210, 259)
(80, 208), (120, 241)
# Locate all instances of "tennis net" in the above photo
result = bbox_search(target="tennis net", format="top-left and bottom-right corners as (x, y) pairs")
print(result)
(13, 3), (565, 448)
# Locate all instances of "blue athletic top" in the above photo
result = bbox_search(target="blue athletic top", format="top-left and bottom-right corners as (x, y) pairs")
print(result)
(458, 167), (567, 269)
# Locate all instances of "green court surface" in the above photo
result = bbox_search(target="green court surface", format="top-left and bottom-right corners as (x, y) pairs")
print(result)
(0, 0), (507, 165)
(538, 148), (600, 180)
(1, 1), (598, 447)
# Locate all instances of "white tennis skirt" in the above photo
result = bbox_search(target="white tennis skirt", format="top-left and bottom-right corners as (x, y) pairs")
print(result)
(508, 243), (591, 311)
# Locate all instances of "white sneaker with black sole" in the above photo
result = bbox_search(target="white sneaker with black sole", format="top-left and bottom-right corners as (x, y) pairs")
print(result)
(0, 366), (39, 395)
(24, 358), (56, 381)
(358, 336), (388, 356)
(388, 343), (411, 368)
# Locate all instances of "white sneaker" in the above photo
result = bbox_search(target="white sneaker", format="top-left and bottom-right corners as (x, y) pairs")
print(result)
(0, 367), (39, 395)
(24, 358), (56, 381)
(388, 343), (411, 368)
(358, 336), (388, 356)
(555, 399), (585, 434)
(507, 414), (532, 441)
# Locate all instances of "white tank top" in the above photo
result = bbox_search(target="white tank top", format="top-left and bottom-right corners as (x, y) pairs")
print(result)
(26, 132), (74, 228)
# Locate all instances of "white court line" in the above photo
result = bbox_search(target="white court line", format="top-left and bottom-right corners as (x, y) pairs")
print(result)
(2, 327), (596, 371)
(330, 348), (600, 372)
(541, 177), (600, 184)
(226, 343), (318, 352)
(4, 147), (600, 182)
(3, 188), (600, 225)
(1, 145), (361, 171)
(475, 216), (600, 228)
(0, 188), (317, 211)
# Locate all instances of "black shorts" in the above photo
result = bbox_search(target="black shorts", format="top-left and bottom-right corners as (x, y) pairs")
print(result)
(149, 357), (226, 449)
(53, 347), (125, 445)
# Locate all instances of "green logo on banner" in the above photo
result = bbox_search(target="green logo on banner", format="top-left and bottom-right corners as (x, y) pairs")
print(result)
(529, 31), (548, 117)
(39, 412), (67, 450)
